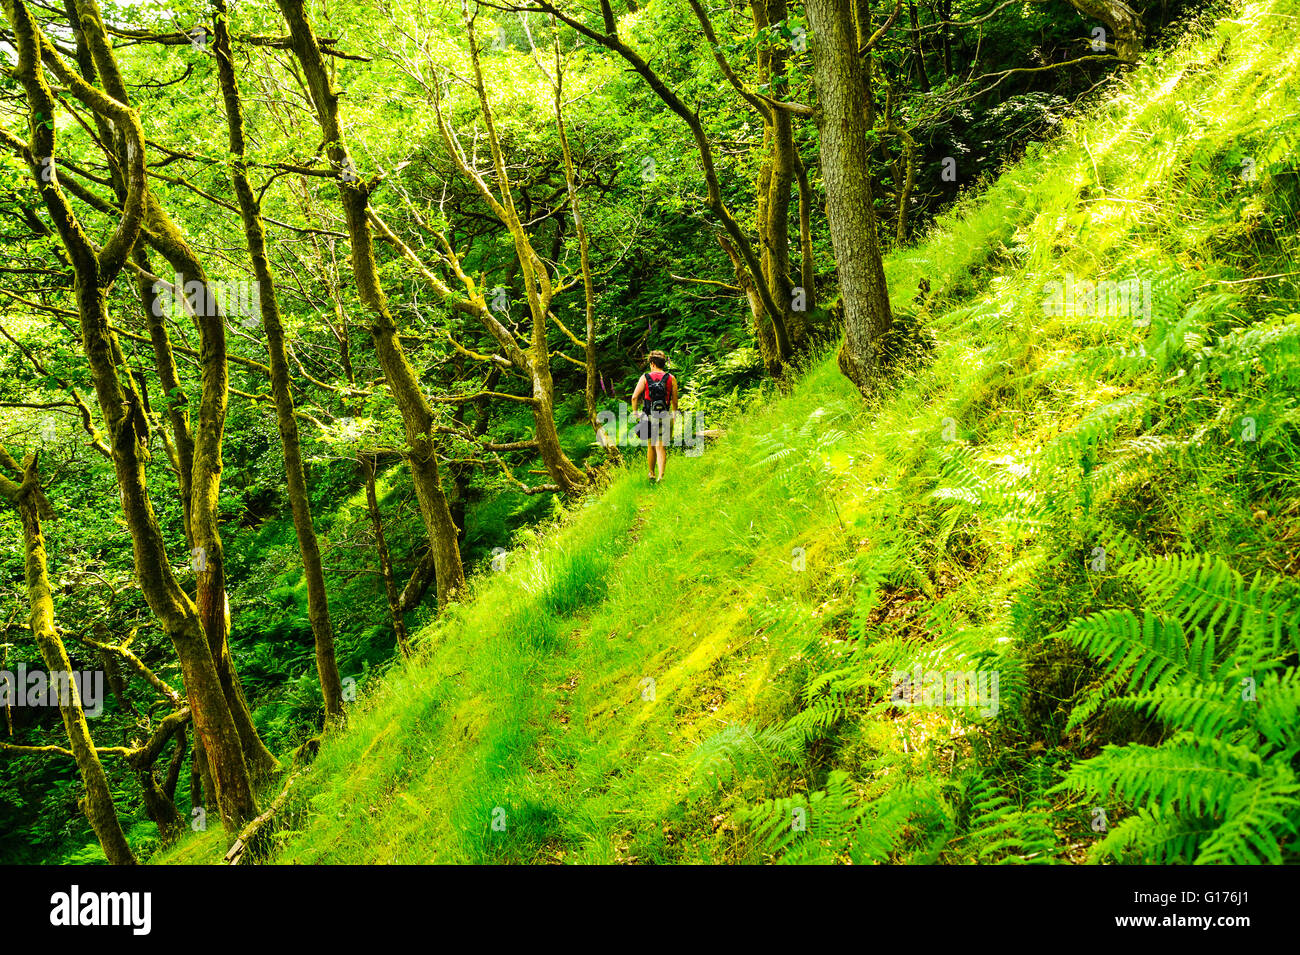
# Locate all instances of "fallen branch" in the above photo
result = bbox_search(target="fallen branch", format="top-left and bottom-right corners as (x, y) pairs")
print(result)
(225, 771), (301, 865)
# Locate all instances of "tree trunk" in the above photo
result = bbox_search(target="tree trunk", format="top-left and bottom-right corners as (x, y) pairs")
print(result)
(805, 0), (895, 396)
(276, 0), (466, 607)
(212, 0), (345, 728)
(747, 0), (804, 370)
(397, 550), (437, 614)
(882, 76), (918, 245)
(940, 0), (954, 76)
(78, 285), (258, 830)
(1, 454), (136, 864)
(127, 714), (189, 847)
(362, 456), (412, 659)
(460, 17), (589, 495)
(143, 199), (280, 779)
(136, 763), (185, 846)
(1065, 0), (1143, 62)
(528, 357), (587, 493)
(907, 1), (931, 93)
(137, 247), (195, 539)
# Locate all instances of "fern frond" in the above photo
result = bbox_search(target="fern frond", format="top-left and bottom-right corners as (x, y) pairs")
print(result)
(1090, 804), (1216, 863)
(1252, 669), (1300, 756)
(1108, 679), (1247, 738)
(1060, 735), (1262, 817)
(1194, 770), (1300, 865)
(688, 722), (803, 794)
(1063, 609), (1195, 694)
(739, 770), (866, 864)
(1125, 554), (1299, 664)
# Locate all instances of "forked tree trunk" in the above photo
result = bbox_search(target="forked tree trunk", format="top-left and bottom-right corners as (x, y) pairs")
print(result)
(3, 0), (258, 831)
(60, 0), (277, 781)
(460, 17), (589, 494)
(134, 722), (187, 845)
(139, 195), (278, 778)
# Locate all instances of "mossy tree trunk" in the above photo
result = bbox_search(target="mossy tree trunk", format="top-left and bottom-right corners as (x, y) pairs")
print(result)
(132, 721), (188, 846)
(57, 0), (277, 780)
(432, 9), (589, 494)
(276, 0), (466, 607)
(0, 452), (136, 864)
(210, 0), (346, 728)
(805, 0), (895, 396)
(749, 0), (808, 367)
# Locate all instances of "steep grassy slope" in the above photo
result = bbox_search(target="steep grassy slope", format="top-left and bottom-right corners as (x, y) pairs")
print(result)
(161, 0), (1300, 864)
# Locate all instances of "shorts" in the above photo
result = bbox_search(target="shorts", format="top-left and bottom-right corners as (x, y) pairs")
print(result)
(636, 410), (673, 444)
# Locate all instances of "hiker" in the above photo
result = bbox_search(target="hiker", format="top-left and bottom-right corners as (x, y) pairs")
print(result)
(631, 350), (678, 483)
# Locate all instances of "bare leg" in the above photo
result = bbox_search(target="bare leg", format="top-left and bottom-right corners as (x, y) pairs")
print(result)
(646, 439), (655, 478)
(655, 444), (666, 479)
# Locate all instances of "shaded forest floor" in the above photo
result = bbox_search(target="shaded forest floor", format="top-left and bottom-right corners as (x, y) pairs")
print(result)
(159, 0), (1300, 864)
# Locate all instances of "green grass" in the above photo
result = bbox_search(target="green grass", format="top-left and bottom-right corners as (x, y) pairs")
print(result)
(156, 0), (1300, 864)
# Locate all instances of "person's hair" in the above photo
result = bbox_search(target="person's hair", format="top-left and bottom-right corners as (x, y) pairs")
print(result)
(648, 350), (668, 369)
